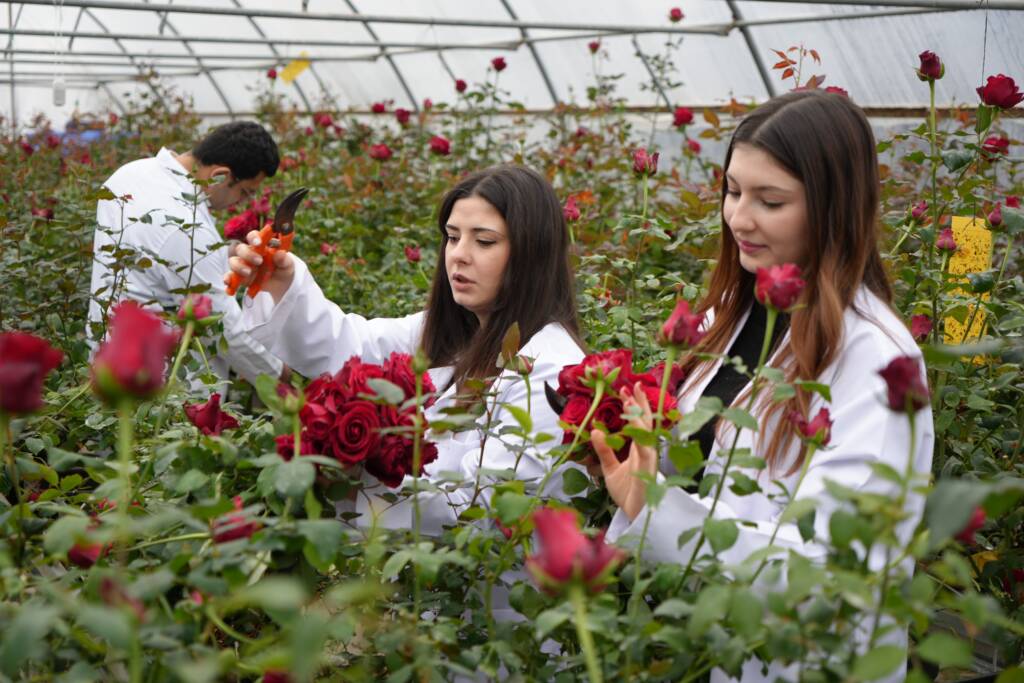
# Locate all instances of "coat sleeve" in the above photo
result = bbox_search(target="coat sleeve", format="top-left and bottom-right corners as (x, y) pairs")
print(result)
(607, 325), (934, 570)
(354, 328), (586, 535)
(240, 256), (425, 378)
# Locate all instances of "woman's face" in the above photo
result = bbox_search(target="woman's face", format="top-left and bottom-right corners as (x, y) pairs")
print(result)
(444, 195), (511, 326)
(723, 143), (809, 273)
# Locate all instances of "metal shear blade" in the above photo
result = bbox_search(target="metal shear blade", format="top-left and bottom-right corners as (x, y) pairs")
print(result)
(272, 187), (309, 235)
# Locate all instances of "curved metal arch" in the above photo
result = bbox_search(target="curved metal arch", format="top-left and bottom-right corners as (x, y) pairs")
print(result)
(141, 0), (234, 117)
(498, 0), (559, 107)
(67, 7), (128, 115)
(81, 7), (163, 101)
(344, 0), (419, 111)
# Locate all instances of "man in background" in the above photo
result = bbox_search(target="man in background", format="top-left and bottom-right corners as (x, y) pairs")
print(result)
(87, 121), (286, 384)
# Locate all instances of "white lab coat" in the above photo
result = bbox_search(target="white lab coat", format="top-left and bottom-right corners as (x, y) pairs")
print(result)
(241, 256), (586, 534)
(88, 147), (284, 384)
(607, 287), (934, 682)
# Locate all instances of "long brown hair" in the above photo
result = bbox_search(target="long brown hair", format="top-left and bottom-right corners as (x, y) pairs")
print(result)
(682, 90), (892, 473)
(422, 165), (583, 386)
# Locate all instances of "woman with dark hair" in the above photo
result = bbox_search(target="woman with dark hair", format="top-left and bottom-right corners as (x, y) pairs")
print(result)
(227, 165), (585, 532)
(592, 91), (933, 681)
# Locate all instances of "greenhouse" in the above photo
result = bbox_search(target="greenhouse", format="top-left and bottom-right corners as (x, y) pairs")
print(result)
(1, 1), (1023, 681)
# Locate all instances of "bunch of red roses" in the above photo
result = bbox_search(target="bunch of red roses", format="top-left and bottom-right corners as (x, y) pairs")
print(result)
(299, 353), (438, 488)
(555, 349), (680, 462)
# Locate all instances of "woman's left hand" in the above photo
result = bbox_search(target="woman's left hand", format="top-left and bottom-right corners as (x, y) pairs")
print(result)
(591, 381), (660, 521)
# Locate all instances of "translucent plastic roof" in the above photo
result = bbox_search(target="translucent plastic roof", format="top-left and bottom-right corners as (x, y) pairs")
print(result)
(3, 0), (1024, 126)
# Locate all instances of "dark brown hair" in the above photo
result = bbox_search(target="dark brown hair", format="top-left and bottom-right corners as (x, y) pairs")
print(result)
(422, 165), (582, 385)
(682, 90), (892, 472)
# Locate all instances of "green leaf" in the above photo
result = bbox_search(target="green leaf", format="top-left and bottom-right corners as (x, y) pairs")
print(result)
(797, 508), (816, 542)
(366, 378), (405, 405)
(703, 517), (739, 553)
(722, 407), (758, 431)
(175, 469), (209, 494)
(43, 515), (91, 555)
(975, 103), (994, 134)
(561, 468), (591, 496)
(925, 479), (988, 546)
(728, 589), (763, 639)
(253, 374), (283, 413)
(940, 149), (973, 172)
(687, 584), (729, 637)
(275, 459), (316, 498)
(794, 381), (832, 402)
(0, 606), (59, 675)
(535, 607), (569, 639)
(77, 605), (134, 650)
(852, 645), (906, 680)
(996, 668), (1024, 683)
(494, 491), (533, 525)
(916, 632), (973, 668)
(229, 577), (307, 612)
(667, 441), (704, 474)
(298, 519), (344, 562)
(780, 498), (817, 524)
(505, 404), (533, 433)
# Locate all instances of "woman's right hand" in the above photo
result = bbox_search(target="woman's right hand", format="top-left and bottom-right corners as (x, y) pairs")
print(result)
(225, 229), (296, 304)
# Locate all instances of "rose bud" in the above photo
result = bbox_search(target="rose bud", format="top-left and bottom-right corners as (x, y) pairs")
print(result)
(313, 112), (333, 128)
(669, 7), (684, 23)
(184, 393), (240, 436)
(91, 301), (178, 403)
(368, 143), (393, 161)
(935, 227), (957, 252)
(455, 78), (468, 93)
(910, 314), (933, 342)
(673, 106), (694, 127)
(176, 294), (213, 322)
(788, 406), (832, 448)
(68, 540), (106, 568)
(0, 332), (64, 415)
(687, 139), (701, 154)
(754, 263), (806, 311)
(491, 56), (507, 72)
(824, 86), (849, 97)
(212, 496), (260, 543)
(563, 195), (581, 222)
(659, 299), (705, 348)
(910, 200), (928, 222)
(955, 506), (986, 544)
(371, 101), (386, 114)
(977, 74), (1024, 109)
(588, 40), (601, 54)
(632, 148), (659, 177)
(525, 507), (625, 596)
(404, 245), (421, 263)
(988, 203), (1003, 228)
(916, 51), (944, 81)
(266, 67), (277, 80)
(423, 98), (433, 110)
(320, 242), (337, 255)
(1007, 196), (1021, 209)
(395, 107), (411, 125)
(878, 355), (930, 413)
(428, 135), (451, 156)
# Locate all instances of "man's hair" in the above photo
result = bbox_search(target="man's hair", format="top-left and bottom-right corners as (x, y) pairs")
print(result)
(192, 121), (279, 180)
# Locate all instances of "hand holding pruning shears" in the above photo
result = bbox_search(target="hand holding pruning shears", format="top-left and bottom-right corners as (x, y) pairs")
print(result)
(225, 187), (308, 303)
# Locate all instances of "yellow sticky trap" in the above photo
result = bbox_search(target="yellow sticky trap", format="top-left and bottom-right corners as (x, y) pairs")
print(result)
(943, 216), (992, 347)
(280, 53), (311, 84)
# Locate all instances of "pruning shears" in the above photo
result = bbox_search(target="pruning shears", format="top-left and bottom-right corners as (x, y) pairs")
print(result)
(226, 187), (309, 298)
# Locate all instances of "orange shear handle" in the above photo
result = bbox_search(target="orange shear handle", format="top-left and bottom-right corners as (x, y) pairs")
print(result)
(225, 222), (295, 298)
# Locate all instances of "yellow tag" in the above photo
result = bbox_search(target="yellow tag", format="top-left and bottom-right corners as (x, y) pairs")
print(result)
(280, 53), (311, 84)
(943, 216), (992, 347)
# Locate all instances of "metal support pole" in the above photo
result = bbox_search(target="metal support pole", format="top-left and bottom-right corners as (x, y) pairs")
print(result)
(343, 0), (418, 111)
(632, 35), (672, 109)
(499, 0), (560, 107)
(230, 0), (314, 113)
(5, 3), (16, 131)
(726, 0), (776, 98)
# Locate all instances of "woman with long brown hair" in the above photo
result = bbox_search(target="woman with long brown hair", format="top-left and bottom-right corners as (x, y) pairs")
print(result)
(592, 90), (933, 682)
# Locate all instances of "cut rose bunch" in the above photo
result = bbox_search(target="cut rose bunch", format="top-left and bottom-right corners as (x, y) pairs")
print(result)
(555, 349), (678, 461)
(300, 353), (438, 487)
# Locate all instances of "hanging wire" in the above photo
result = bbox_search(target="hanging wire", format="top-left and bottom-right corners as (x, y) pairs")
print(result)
(52, 0), (66, 106)
(979, 0), (990, 83)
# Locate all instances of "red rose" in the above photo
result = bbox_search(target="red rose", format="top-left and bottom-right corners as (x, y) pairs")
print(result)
(395, 108), (411, 125)
(108, 112), (119, 126)
(668, 7), (684, 23)
(423, 98), (433, 110)
(1007, 196), (1021, 209)
(371, 102), (386, 114)
(824, 86), (849, 97)
(19, 140), (33, 156)
(455, 78), (467, 93)
(92, 301), (178, 403)
(68, 540), (106, 568)
(592, 397), (626, 433)
(177, 294), (213, 322)
(911, 200), (928, 222)
(955, 506), (986, 544)
(0, 332), (63, 415)
(526, 507), (624, 595)
(982, 135), (1010, 157)
(404, 245), (421, 263)
(936, 227), (957, 252)
(988, 203), (1003, 228)
(660, 299), (705, 348)
(491, 56), (507, 72)
(878, 355), (929, 413)
(565, 348), (634, 392)
(300, 402), (334, 449)
(754, 263), (805, 311)
(563, 195), (581, 222)
(31, 207), (54, 221)
(330, 399), (381, 465)
(212, 496), (260, 543)
(263, 672), (294, 683)
(275, 432), (315, 461)
(588, 40), (601, 54)
(916, 51), (944, 81)
(364, 435), (409, 488)
(313, 112), (333, 128)
(559, 396), (592, 438)
(382, 351), (435, 403)
(687, 139), (702, 154)
(335, 356), (386, 399)
(99, 577), (146, 621)
(368, 143), (393, 161)
(45, 133), (60, 149)
(280, 156), (299, 172)
(266, 67), (277, 80)
(977, 74), (1024, 109)
(428, 135), (451, 156)
(321, 242), (337, 255)
(223, 208), (259, 241)
(649, 360), (687, 396)
(632, 148), (659, 177)
(673, 106), (694, 127)
(788, 406), (832, 447)
(910, 314), (933, 342)
(184, 393), (239, 436)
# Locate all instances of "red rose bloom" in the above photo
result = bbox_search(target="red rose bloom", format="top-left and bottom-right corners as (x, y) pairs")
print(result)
(982, 135), (1010, 157)
(526, 507), (624, 595)
(335, 356), (386, 399)
(212, 496), (260, 543)
(649, 360), (687, 396)
(491, 56), (507, 72)
(330, 400), (382, 465)
(660, 299), (705, 348)
(559, 396), (592, 440)
(563, 195), (581, 222)
(632, 148), (659, 177)
(988, 203), (1003, 228)
(275, 432), (315, 461)
(955, 506), (986, 544)
(177, 294), (213, 322)
(788, 406), (833, 447)
(92, 301), (178, 403)
(673, 106), (694, 127)
(687, 139), (701, 154)
(936, 227), (957, 252)
(404, 245), (421, 263)
(878, 355), (929, 413)
(824, 86), (849, 97)
(68, 540), (106, 568)
(916, 51), (944, 81)
(223, 208), (260, 241)
(371, 101), (386, 114)
(428, 135), (451, 156)
(668, 7), (684, 23)
(588, 40), (601, 54)
(313, 112), (334, 128)
(1007, 196), (1021, 208)
(383, 352), (435, 403)
(300, 401), (334, 446)
(0, 332), (63, 415)
(184, 393), (239, 436)
(754, 263), (806, 311)
(911, 200), (928, 222)
(263, 672), (294, 683)
(31, 207), (54, 221)
(368, 143), (393, 161)
(395, 107), (411, 125)
(977, 74), (1024, 109)
(266, 67), (277, 80)
(910, 314), (933, 342)
(455, 78), (467, 93)
(321, 242), (337, 255)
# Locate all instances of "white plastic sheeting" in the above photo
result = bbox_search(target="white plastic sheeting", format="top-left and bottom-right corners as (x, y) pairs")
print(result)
(2, 0), (1023, 127)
